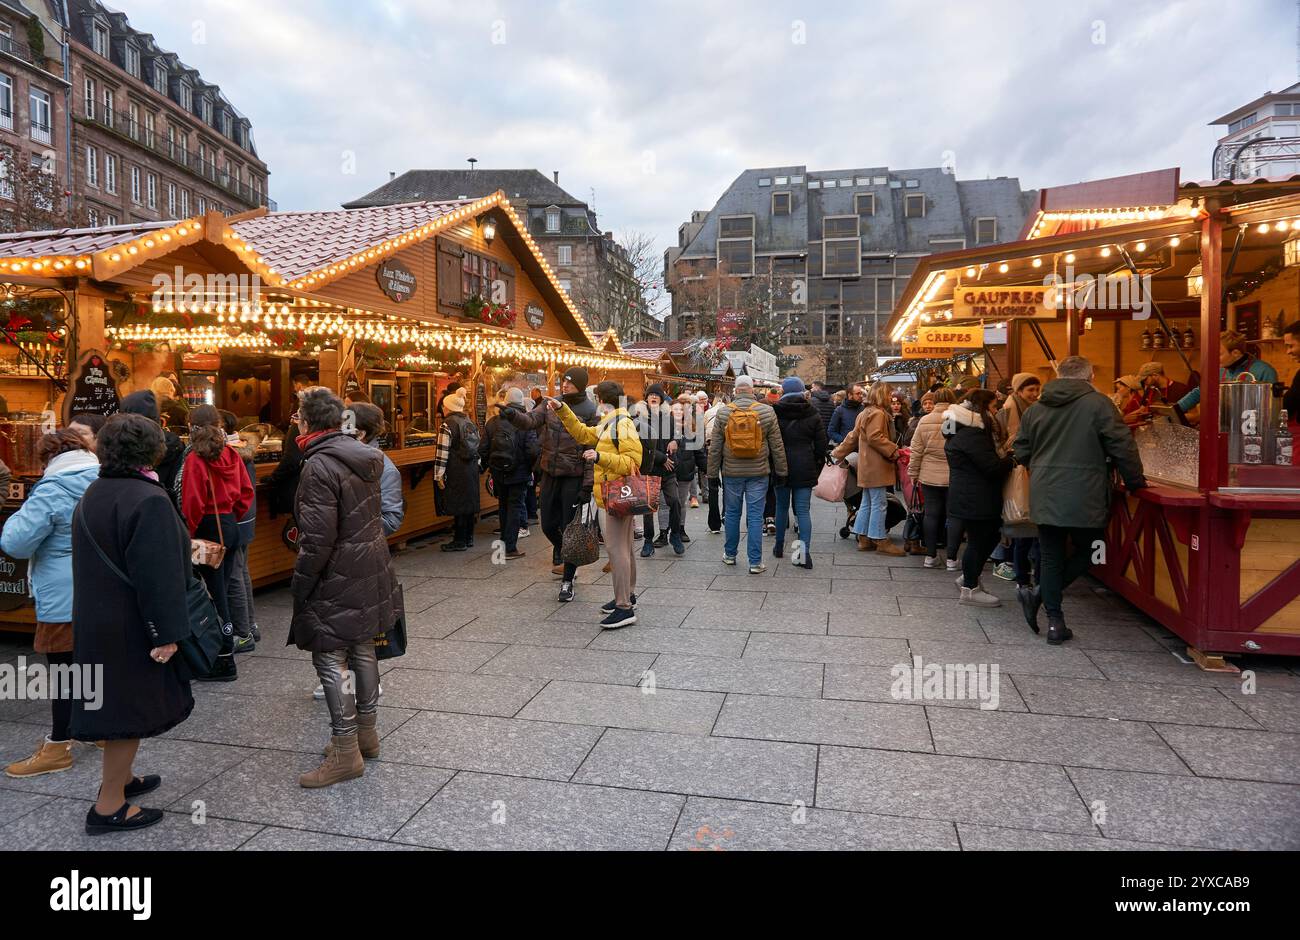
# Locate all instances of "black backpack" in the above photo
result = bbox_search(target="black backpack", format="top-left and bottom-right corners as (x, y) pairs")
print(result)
(488, 418), (517, 475)
(450, 415), (479, 461)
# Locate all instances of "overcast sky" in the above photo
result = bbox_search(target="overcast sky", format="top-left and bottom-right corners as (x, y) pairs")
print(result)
(129, 0), (1292, 256)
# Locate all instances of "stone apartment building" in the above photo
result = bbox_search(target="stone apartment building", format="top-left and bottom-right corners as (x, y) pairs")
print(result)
(0, 0), (271, 233)
(1210, 81), (1300, 180)
(345, 169), (660, 342)
(664, 164), (1035, 384)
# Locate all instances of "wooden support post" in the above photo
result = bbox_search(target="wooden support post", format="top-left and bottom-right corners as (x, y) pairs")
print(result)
(74, 291), (106, 357)
(269, 356), (291, 427)
(1065, 308), (1080, 357)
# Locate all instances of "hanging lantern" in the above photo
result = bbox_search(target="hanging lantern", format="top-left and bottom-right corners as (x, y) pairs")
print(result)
(1185, 263), (1203, 298)
(1285, 233), (1300, 268)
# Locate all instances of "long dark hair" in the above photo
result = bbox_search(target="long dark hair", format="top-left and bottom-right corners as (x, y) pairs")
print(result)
(188, 404), (226, 461)
(965, 389), (998, 419)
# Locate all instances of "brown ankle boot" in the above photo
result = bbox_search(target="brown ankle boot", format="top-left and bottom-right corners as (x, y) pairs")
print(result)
(300, 735), (364, 788)
(874, 538), (906, 556)
(857, 535), (874, 552)
(323, 715), (379, 760)
(4, 737), (72, 778)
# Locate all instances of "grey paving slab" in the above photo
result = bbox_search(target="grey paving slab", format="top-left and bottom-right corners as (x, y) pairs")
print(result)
(816, 747), (1096, 834)
(908, 639), (1105, 680)
(590, 625), (750, 659)
(828, 550), (908, 567)
(829, 612), (988, 643)
(0, 799), (264, 850)
(0, 697), (50, 726)
(0, 734), (257, 806)
(574, 729), (817, 804)
(446, 618), (604, 648)
(707, 575), (831, 594)
(378, 711), (603, 780)
(682, 607), (828, 635)
(548, 602), (691, 628)
(669, 796), (960, 851)
(185, 654), (320, 698)
(0, 786), (53, 827)
(176, 749), (455, 840)
(714, 694), (932, 751)
(1012, 675), (1263, 729)
(516, 680), (724, 734)
(666, 560), (777, 580)
(163, 691), (418, 753)
(927, 707), (1189, 774)
(780, 564), (893, 581)
(637, 587), (767, 609)
(1154, 724), (1300, 784)
(649, 654), (824, 698)
(958, 824), (1193, 851)
(375, 668), (545, 717)
(477, 646), (657, 686)
(1086, 649), (1300, 691)
(403, 604), (482, 639)
(393, 772), (684, 851)
(977, 616), (1165, 651)
(821, 663), (1029, 712)
(742, 633), (909, 666)
(1067, 766), (1300, 850)
(238, 826), (429, 851)
(1230, 689), (1300, 733)
(603, 566), (718, 588)
(760, 592), (859, 613)
(383, 638), (508, 673)
(896, 596), (985, 621)
(835, 578), (975, 599)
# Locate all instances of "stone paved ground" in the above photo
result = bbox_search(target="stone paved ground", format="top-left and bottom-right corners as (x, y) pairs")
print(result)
(2, 499), (1299, 851)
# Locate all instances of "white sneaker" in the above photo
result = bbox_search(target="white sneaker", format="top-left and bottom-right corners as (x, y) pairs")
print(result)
(945, 558), (959, 571)
(923, 556), (938, 569)
(518, 528), (531, 538)
(749, 564), (767, 574)
(959, 586), (1002, 608)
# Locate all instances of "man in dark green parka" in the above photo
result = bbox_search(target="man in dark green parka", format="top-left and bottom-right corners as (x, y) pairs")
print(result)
(1013, 356), (1146, 644)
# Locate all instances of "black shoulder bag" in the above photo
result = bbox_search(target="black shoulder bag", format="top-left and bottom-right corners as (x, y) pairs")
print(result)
(75, 507), (224, 677)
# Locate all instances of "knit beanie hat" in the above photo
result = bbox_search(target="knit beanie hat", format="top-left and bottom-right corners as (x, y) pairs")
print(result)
(442, 392), (466, 415)
(781, 376), (806, 397)
(1011, 372), (1040, 392)
(563, 367), (589, 392)
(505, 387), (525, 406)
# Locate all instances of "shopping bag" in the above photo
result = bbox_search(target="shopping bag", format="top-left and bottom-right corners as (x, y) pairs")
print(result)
(903, 485), (925, 544)
(561, 497), (601, 567)
(374, 585), (408, 660)
(1002, 465), (1031, 525)
(602, 468), (660, 517)
(813, 462), (849, 502)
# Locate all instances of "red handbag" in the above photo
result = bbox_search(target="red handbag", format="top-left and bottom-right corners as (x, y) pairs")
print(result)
(602, 467), (660, 517)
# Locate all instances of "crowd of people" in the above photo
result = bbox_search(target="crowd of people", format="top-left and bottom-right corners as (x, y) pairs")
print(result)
(5, 321), (1298, 836)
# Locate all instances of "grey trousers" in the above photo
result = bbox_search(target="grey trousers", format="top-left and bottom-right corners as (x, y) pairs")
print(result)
(312, 641), (380, 737)
(226, 544), (257, 637)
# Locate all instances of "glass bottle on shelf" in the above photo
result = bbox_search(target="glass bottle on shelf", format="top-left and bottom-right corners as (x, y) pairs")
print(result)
(1242, 408), (1264, 465)
(1183, 327), (1195, 348)
(1170, 329), (1182, 349)
(1277, 410), (1293, 466)
(1140, 328), (1152, 350)
(1152, 329), (1167, 350)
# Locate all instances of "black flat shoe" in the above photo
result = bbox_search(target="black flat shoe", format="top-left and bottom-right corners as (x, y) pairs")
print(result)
(125, 774), (161, 798)
(85, 802), (164, 836)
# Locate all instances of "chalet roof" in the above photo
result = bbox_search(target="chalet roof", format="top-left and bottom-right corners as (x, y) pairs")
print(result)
(0, 219), (171, 257)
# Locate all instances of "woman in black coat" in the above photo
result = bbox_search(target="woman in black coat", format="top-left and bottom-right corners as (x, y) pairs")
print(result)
(433, 389), (482, 551)
(72, 413), (194, 835)
(772, 381), (829, 569)
(942, 389), (1013, 608)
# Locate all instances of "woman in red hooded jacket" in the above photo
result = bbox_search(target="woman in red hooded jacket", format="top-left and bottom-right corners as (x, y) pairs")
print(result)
(175, 404), (253, 681)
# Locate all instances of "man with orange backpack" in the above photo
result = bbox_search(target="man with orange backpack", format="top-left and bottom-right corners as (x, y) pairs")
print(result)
(707, 375), (788, 573)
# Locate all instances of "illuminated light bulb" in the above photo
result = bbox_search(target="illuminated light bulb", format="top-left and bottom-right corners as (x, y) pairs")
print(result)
(998, 263), (1009, 273)
(32, 261), (43, 270)
(1277, 221), (1290, 232)
(1135, 242), (1146, 252)
(110, 253), (122, 262)
(965, 267), (976, 277)
(75, 259), (87, 269)
(161, 234), (171, 243)
(1100, 247), (1111, 258)
(1170, 236), (1181, 247)
(1064, 253), (1075, 264)
(1258, 223), (1271, 234)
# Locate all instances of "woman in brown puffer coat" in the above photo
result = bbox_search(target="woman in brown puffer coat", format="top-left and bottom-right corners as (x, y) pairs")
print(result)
(907, 387), (959, 567)
(290, 388), (401, 789)
(831, 382), (902, 555)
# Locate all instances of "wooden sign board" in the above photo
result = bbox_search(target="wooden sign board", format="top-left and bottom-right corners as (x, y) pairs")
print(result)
(525, 303), (545, 330)
(62, 348), (120, 424)
(917, 325), (982, 348)
(952, 286), (1058, 321)
(902, 343), (959, 360)
(474, 376), (488, 435)
(376, 258), (417, 303)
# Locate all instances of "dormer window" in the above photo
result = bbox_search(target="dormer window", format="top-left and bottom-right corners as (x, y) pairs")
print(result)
(92, 23), (110, 58)
(152, 61), (167, 94)
(546, 207), (561, 233)
(201, 96), (212, 124)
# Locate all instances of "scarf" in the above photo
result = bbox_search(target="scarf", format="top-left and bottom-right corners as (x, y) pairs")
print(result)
(296, 429), (331, 450)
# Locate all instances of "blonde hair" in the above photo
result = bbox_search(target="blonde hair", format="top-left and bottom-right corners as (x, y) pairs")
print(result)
(864, 382), (892, 410)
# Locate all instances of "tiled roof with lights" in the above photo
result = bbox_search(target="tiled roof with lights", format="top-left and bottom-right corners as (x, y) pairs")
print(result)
(231, 200), (474, 281)
(0, 221), (169, 258)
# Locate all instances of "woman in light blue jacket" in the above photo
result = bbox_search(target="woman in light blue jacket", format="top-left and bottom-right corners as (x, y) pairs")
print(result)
(2, 430), (99, 779)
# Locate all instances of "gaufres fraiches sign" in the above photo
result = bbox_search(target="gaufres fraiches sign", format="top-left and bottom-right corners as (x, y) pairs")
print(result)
(952, 286), (1058, 320)
(916, 325), (981, 348)
(376, 259), (417, 303)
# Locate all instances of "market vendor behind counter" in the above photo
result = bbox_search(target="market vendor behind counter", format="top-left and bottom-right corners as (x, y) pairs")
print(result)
(1174, 330), (1278, 419)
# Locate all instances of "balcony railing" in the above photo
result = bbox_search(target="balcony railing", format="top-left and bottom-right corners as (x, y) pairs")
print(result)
(0, 35), (39, 68)
(80, 104), (272, 209)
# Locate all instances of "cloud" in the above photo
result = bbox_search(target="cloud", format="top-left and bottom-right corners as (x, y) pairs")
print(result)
(122, 0), (1293, 257)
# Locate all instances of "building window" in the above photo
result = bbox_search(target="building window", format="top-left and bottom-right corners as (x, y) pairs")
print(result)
(774, 176), (788, 185)
(856, 192), (875, 216)
(180, 189), (189, 216)
(83, 77), (95, 119)
(790, 175), (804, 184)
(86, 146), (99, 187)
(0, 74), (12, 131)
(557, 244), (572, 266)
(202, 97), (212, 124)
(153, 62), (168, 95)
(461, 250), (498, 299)
(558, 278), (572, 293)
(823, 215), (860, 239)
(147, 173), (157, 209)
(125, 44), (140, 78)
(822, 180), (836, 189)
(105, 213), (117, 226)
(905, 179), (920, 188)
(103, 88), (114, 124)
(0, 157), (11, 200)
(807, 180), (820, 190)
(104, 154), (117, 194)
(758, 178), (771, 187)
(772, 191), (792, 216)
(128, 102), (139, 140)
(975, 217), (997, 244)
(196, 195), (205, 214)
(144, 112), (155, 146)
(929, 238), (966, 252)
(166, 182), (176, 215)
(178, 81), (192, 112)
(904, 193), (926, 218)
(130, 166), (141, 203)
(29, 88), (51, 143)
(1228, 112), (1258, 134)
(823, 238), (862, 277)
(93, 23), (109, 58)
(87, 207), (98, 226)
(719, 215), (755, 238)
(167, 125), (176, 159)
(717, 238), (754, 276)
(545, 208), (560, 232)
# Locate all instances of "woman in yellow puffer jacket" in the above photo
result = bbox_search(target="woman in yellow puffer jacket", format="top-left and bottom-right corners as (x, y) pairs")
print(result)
(551, 380), (643, 628)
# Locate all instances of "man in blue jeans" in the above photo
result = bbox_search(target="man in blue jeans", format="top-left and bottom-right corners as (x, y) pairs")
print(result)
(707, 375), (789, 574)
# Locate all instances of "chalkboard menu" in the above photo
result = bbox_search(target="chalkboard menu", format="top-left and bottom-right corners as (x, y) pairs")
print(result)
(62, 349), (120, 424)
(475, 377), (488, 434)
(0, 543), (30, 613)
(343, 370), (361, 399)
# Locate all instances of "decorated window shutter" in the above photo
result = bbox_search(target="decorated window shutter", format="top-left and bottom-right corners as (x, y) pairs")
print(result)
(436, 236), (465, 314)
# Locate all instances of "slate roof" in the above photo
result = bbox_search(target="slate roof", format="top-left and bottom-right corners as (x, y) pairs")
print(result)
(230, 201), (473, 280)
(345, 170), (582, 210)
